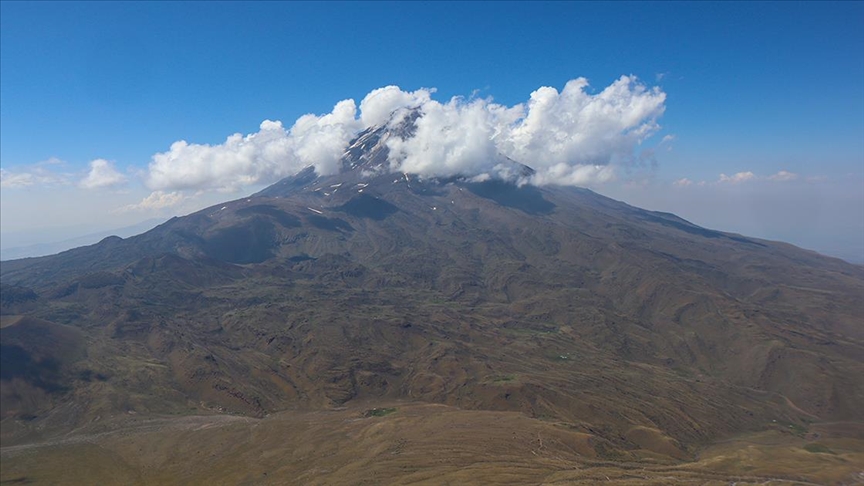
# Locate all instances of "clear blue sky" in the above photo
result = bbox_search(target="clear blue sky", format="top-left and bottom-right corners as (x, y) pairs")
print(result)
(1, 1), (863, 261)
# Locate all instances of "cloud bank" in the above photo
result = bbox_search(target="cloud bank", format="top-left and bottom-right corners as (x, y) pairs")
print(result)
(144, 76), (666, 191)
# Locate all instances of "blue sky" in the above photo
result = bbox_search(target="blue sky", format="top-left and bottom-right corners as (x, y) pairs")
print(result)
(1, 1), (863, 261)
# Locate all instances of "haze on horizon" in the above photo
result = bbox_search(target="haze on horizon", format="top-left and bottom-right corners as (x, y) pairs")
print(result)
(1, 2), (862, 263)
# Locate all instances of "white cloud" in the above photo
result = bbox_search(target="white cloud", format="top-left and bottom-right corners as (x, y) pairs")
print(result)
(0, 169), (35, 188)
(714, 170), (803, 185)
(768, 170), (799, 182)
(503, 76), (666, 185)
(386, 95), (523, 180)
(531, 163), (617, 186)
(358, 86), (433, 127)
(146, 103), (363, 192)
(143, 76), (667, 191)
(382, 77), (666, 185)
(79, 159), (127, 189)
(718, 171), (755, 184)
(0, 158), (73, 188)
(116, 190), (186, 212)
(291, 100), (364, 176)
(673, 178), (693, 187)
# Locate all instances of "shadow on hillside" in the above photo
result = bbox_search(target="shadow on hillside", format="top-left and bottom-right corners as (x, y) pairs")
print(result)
(336, 194), (399, 220)
(465, 180), (556, 215)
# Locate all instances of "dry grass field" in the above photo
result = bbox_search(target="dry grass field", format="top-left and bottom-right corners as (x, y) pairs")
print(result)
(3, 403), (862, 485)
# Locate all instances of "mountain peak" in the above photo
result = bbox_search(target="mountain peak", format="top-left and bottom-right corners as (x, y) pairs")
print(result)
(258, 107), (535, 199)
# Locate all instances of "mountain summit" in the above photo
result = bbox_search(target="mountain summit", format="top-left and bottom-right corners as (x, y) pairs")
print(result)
(257, 107), (536, 201)
(2, 116), (863, 484)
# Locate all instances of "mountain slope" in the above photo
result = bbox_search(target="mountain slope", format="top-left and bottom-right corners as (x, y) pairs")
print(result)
(2, 116), (863, 483)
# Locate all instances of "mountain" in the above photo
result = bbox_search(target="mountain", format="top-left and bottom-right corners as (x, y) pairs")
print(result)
(0, 218), (167, 261)
(2, 114), (863, 485)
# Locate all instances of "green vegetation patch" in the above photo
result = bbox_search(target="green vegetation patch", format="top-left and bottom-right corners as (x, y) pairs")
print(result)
(363, 407), (397, 418)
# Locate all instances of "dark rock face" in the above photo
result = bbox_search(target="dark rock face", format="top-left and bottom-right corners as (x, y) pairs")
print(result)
(2, 115), (863, 459)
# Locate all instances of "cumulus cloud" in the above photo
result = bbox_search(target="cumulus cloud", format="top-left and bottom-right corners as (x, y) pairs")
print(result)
(386, 95), (523, 179)
(146, 101), (366, 192)
(420, 76), (666, 185)
(358, 86), (433, 127)
(718, 171), (756, 184)
(117, 190), (186, 212)
(148, 118), (335, 192)
(506, 77), (664, 172)
(79, 159), (127, 189)
(144, 76), (667, 191)
(673, 178), (693, 187)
